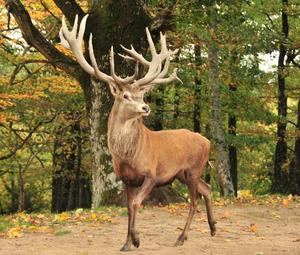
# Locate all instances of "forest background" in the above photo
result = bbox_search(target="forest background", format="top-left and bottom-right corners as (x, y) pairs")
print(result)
(0, 0), (299, 214)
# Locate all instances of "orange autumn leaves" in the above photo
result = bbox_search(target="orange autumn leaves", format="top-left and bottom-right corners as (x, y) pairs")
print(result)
(1, 208), (123, 239)
(0, 0), (83, 124)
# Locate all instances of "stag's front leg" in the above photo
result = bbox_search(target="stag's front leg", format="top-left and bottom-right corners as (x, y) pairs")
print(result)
(121, 177), (156, 252)
(121, 186), (139, 252)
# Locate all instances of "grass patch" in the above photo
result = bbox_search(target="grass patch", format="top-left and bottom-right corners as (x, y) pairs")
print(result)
(0, 217), (13, 232)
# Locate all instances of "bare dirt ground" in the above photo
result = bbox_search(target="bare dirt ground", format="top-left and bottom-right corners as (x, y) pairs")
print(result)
(1, 201), (300, 255)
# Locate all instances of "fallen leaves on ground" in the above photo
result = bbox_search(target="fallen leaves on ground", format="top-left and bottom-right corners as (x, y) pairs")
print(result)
(157, 203), (189, 215)
(241, 223), (258, 233)
(235, 192), (299, 206)
(250, 223), (257, 233)
(0, 195), (299, 239)
(0, 207), (125, 239)
(7, 226), (23, 238)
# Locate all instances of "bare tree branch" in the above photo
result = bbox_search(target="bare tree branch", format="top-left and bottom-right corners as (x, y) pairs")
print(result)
(0, 169), (13, 177)
(9, 62), (49, 85)
(53, 0), (85, 24)
(288, 120), (297, 127)
(146, 2), (178, 33)
(10, 125), (46, 168)
(0, 114), (57, 161)
(5, 0), (82, 79)
(40, 0), (60, 21)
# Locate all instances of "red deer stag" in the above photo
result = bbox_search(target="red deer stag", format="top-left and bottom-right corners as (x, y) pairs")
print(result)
(60, 15), (216, 251)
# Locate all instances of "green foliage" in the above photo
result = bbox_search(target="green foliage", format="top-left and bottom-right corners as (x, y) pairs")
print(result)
(0, 0), (299, 213)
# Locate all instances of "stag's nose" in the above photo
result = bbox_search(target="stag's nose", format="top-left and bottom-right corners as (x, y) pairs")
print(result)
(142, 104), (150, 113)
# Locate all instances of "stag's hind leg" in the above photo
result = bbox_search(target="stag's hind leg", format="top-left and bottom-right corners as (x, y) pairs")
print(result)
(197, 179), (217, 236)
(175, 177), (199, 246)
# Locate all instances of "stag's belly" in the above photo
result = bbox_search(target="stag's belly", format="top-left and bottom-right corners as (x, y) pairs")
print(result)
(116, 160), (177, 188)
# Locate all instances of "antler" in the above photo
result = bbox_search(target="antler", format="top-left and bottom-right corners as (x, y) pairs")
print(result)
(60, 15), (113, 83)
(60, 14), (138, 88)
(60, 14), (181, 92)
(120, 28), (182, 88)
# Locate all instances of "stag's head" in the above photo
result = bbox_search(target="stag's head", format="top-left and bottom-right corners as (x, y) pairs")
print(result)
(60, 15), (181, 119)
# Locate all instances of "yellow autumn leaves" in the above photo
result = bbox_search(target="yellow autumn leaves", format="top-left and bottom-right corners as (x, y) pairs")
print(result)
(7, 226), (23, 238)
(1, 208), (122, 239)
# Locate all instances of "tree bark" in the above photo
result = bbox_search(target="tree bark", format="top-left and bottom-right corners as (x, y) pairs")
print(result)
(173, 83), (180, 128)
(87, 79), (116, 208)
(17, 167), (25, 212)
(273, 0), (289, 193)
(51, 113), (91, 212)
(294, 100), (300, 194)
(289, 99), (300, 194)
(193, 44), (202, 133)
(207, 4), (234, 197)
(228, 84), (238, 197)
(153, 87), (165, 131)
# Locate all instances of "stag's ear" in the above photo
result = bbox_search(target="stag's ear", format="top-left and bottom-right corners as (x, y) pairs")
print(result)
(108, 82), (120, 97)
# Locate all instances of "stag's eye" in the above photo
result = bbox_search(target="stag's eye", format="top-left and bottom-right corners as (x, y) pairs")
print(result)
(123, 93), (130, 100)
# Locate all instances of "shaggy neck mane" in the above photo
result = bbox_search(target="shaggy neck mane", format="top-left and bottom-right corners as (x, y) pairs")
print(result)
(108, 105), (143, 161)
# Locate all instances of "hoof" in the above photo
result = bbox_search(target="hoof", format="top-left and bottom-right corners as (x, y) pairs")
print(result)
(174, 235), (186, 246)
(120, 243), (131, 252)
(209, 221), (217, 236)
(210, 221), (217, 236)
(174, 239), (184, 246)
(210, 228), (216, 236)
(132, 237), (140, 248)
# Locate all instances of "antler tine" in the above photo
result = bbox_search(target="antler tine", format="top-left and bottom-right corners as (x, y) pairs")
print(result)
(109, 46), (139, 85)
(59, 24), (70, 49)
(109, 46), (126, 84)
(157, 55), (171, 79)
(131, 28), (167, 87)
(149, 68), (183, 85)
(87, 34), (112, 82)
(118, 53), (135, 61)
(60, 14), (113, 83)
(71, 14), (79, 34)
(145, 27), (157, 56)
(139, 30), (181, 87)
(158, 32), (169, 60)
(60, 15), (93, 75)
(120, 44), (150, 67)
(153, 49), (180, 81)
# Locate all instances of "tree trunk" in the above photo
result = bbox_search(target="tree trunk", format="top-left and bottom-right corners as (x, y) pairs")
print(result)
(83, 1), (151, 207)
(87, 80), (116, 208)
(207, 4), (234, 197)
(294, 100), (300, 194)
(228, 84), (238, 197)
(173, 83), (180, 128)
(273, 0), (289, 193)
(17, 167), (25, 212)
(193, 44), (202, 133)
(289, 99), (300, 194)
(51, 113), (91, 212)
(153, 87), (165, 131)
